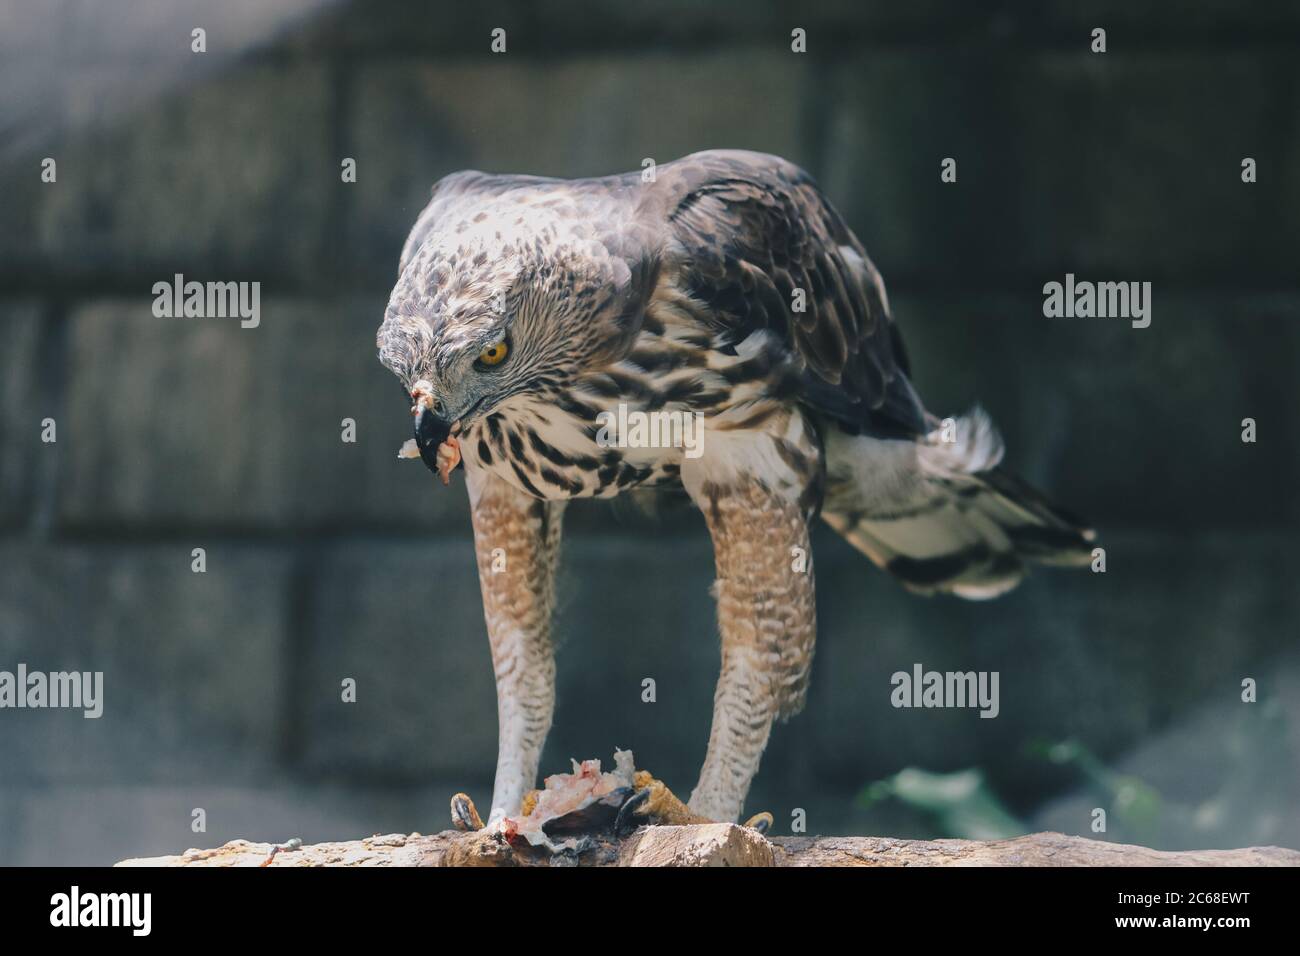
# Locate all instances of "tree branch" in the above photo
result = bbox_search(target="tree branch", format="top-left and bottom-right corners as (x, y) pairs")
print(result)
(116, 827), (1300, 867)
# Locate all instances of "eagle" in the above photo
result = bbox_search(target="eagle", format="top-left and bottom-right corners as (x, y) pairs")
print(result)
(377, 149), (1093, 834)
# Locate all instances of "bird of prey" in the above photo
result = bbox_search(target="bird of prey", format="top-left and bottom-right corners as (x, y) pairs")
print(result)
(377, 149), (1093, 833)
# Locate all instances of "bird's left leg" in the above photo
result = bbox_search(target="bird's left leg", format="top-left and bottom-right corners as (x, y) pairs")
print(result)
(686, 476), (816, 826)
(622, 412), (820, 832)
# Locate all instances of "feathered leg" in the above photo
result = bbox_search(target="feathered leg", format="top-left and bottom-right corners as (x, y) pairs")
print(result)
(685, 477), (817, 822)
(461, 469), (566, 827)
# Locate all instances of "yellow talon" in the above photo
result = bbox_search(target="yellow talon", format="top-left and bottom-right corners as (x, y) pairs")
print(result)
(626, 771), (713, 826)
(621, 770), (774, 832)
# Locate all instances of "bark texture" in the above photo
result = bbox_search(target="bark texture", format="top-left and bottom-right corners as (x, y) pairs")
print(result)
(117, 827), (1300, 867)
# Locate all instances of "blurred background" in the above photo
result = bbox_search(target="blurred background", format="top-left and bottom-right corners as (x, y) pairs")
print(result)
(1, 0), (1298, 865)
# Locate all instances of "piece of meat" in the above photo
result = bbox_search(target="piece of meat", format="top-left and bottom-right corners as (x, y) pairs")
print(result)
(409, 380), (437, 416)
(503, 750), (636, 848)
(435, 436), (461, 485)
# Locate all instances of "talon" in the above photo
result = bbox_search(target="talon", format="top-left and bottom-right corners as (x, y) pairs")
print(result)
(258, 837), (302, 867)
(616, 770), (712, 828)
(614, 788), (652, 836)
(742, 811), (773, 835)
(451, 792), (484, 832)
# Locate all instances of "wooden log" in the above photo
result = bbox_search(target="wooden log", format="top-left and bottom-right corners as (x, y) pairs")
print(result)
(116, 827), (1300, 867)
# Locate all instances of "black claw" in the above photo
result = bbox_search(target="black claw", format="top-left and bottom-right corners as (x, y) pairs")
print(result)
(614, 787), (652, 836)
(450, 793), (484, 832)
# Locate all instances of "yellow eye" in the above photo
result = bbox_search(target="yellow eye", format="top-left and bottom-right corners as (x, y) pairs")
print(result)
(478, 341), (509, 366)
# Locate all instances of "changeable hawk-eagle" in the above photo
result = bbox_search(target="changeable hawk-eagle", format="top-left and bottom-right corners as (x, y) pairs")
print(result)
(377, 149), (1092, 830)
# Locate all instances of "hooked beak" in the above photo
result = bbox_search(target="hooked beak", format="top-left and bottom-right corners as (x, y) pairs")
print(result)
(409, 379), (462, 480)
(413, 405), (460, 478)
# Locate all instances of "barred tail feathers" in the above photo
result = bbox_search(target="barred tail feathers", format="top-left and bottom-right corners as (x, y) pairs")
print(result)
(822, 407), (1094, 600)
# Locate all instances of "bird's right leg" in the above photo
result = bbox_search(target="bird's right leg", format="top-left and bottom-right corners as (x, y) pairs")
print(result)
(452, 469), (565, 831)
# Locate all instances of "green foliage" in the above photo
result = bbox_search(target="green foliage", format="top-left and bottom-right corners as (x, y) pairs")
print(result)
(857, 767), (1025, 840)
(1033, 738), (1162, 837)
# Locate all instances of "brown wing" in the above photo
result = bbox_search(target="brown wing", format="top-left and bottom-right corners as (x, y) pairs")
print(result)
(652, 150), (927, 439)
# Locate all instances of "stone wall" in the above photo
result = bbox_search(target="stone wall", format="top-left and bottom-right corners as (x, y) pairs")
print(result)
(1, 0), (1298, 864)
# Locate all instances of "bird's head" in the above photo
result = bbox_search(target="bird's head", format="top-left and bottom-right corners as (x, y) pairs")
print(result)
(377, 222), (649, 478)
